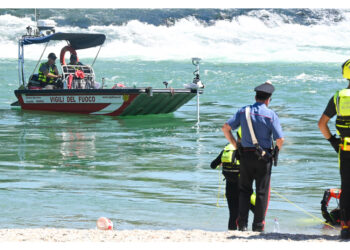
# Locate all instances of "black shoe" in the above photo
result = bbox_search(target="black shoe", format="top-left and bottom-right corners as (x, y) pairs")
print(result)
(228, 218), (237, 230)
(340, 228), (350, 240)
(238, 226), (247, 231)
(252, 226), (264, 232)
(228, 225), (237, 231)
(252, 223), (264, 233)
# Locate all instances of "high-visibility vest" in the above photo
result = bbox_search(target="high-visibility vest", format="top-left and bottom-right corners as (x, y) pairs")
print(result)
(38, 62), (56, 84)
(221, 127), (242, 168)
(221, 144), (238, 164)
(334, 89), (350, 137)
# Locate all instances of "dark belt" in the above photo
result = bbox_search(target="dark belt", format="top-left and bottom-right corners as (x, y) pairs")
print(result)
(241, 147), (272, 153)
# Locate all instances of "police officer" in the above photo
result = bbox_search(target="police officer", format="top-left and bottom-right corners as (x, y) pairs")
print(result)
(38, 53), (62, 89)
(222, 81), (284, 232)
(318, 60), (350, 239)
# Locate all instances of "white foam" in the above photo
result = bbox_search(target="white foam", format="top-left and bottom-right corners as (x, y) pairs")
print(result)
(2, 11), (350, 62)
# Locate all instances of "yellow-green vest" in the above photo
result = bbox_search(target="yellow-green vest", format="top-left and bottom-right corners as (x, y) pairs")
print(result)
(38, 62), (56, 84)
(334, 89), (350, 137)
(220, 127), (242, 167)
(220, 144), (240, 176)
(221, 144), (240, 166)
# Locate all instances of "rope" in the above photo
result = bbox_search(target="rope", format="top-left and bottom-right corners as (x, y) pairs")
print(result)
(91, 44), (102, 67)
(270, 189), (336, 229)
(216, 171), (226, 208)
(213, 174), (336, 229)
(212, 168), (335, 229)
(31, 41), (49, 77)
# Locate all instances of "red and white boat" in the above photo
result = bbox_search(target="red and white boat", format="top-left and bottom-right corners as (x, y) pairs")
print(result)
(12, 19), (204, 116)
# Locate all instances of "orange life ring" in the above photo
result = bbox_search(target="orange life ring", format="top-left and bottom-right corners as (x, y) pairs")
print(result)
(60, 46), (79, 65)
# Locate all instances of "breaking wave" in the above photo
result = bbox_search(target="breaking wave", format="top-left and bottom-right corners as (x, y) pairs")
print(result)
(1, 9), (350, 62)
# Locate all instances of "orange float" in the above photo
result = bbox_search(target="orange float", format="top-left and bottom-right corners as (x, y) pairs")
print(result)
(60, 45), (78, 65)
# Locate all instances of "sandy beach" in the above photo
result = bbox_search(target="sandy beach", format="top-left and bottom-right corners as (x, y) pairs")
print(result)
(0, 229), (345, 242)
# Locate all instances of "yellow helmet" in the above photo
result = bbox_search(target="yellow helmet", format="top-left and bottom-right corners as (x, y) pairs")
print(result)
(342, 59), (350, 79)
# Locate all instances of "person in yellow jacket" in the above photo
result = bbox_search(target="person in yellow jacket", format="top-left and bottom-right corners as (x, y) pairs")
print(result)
(318, 59), (350, 239)
(211, 128), (256, 230)
(38, 53), (62, 89)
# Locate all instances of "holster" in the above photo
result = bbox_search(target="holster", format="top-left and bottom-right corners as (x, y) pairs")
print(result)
(272, 146), (279, 166)
(254, 145), (272, 162)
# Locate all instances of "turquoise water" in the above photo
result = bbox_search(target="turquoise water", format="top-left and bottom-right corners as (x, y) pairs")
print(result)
(0, 58), (345, 234)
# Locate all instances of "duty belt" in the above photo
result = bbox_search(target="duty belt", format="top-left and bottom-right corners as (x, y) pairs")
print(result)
(242, 147), (272, 153)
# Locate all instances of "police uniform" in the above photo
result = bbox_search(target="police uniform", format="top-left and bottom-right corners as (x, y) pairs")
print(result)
(322, 82), (350, 237)
(226, 82), (283, 232)
(210, 139), (256, 230)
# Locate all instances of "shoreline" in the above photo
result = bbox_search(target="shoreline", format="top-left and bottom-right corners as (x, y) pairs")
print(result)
(0, 229), (345, 242)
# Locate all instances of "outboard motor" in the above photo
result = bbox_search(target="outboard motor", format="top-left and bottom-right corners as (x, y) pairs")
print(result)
(25, 19), (56, 38)
(37, 20), (56, 36)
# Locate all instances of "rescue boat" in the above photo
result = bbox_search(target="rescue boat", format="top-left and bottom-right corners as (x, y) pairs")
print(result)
(12, 19), (204, 116)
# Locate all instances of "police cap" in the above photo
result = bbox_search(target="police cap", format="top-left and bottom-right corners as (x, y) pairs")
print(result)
(254, 80), (275, 94)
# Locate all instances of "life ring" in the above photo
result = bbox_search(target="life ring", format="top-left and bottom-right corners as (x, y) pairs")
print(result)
(60, 46), (79, 65)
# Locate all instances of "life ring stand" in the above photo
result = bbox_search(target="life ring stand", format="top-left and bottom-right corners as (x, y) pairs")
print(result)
(60, 45), (79, 65)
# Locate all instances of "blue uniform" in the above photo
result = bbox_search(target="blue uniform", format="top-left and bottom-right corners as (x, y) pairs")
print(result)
(227, 102), (283, 148)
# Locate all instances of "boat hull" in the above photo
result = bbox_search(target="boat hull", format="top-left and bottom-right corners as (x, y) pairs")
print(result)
(14, 88), (201, 116)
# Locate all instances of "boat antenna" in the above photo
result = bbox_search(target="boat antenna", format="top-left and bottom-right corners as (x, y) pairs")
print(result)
(35, 9), (39, 23)
(33, 9), (40, 36)
(192, 57), (201, 126)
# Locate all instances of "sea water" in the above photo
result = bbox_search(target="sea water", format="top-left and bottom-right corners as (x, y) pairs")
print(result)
(0, 9), (348, 234)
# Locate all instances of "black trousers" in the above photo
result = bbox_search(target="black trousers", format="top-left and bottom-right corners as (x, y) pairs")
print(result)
(238, 151), (272, 228)
(226, 178), (240, 230)
(339, 150), (350, 222)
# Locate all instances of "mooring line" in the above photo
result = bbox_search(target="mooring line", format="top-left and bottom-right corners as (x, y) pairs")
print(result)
(270, 189), (336, 229)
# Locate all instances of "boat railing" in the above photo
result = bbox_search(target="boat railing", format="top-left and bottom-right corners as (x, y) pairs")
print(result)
(62, 65), (94, 75)
(61, 65), (96, 89)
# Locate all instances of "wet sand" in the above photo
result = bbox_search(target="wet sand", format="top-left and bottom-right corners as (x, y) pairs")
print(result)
(0, 229), (345, 242)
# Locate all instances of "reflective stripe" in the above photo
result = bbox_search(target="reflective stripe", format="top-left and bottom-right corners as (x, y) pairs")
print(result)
(338, 145), (341, 169)
(336, 124), (350, 128)
(334, 90), (340, 115)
